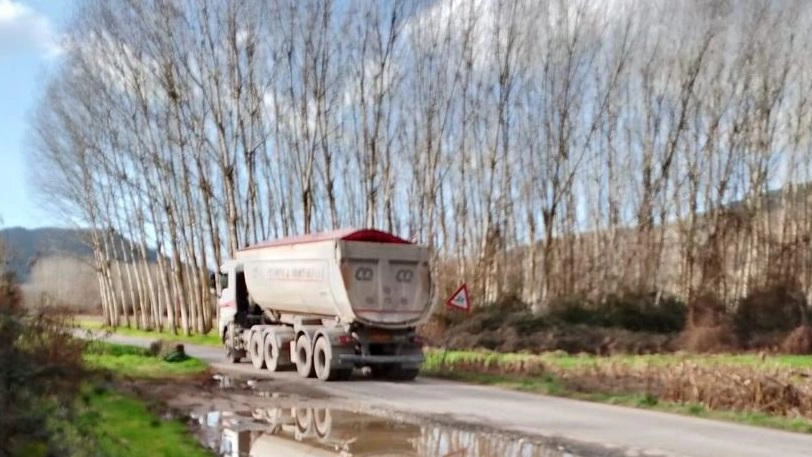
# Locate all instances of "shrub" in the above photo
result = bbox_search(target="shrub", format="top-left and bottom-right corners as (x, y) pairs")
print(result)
(686, 292), (728, 328)
(679, 324), (738, 352)
(507, 311), (548, 335)
(734, 283), (808, 340)
(782, 325), (812, 354)
(0, 266), (94, 455)
(546, 292), (686, 334)
(546, 296), (599, 326)
(602, 292), (687, 333)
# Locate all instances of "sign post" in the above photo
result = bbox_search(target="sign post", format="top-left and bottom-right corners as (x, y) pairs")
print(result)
(441, 283), (470, 368)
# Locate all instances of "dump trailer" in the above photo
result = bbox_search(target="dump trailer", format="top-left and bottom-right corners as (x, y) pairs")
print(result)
(216, 228), (432, 381)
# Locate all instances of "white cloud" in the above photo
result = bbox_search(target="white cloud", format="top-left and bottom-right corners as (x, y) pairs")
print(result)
(0, 0), (62, 58)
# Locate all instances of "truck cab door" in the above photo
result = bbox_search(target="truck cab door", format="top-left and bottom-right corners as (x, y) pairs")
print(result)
(217, 268), (237, 340)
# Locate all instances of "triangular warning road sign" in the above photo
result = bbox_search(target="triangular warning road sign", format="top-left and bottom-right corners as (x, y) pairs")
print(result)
(445, 283), (470, 312)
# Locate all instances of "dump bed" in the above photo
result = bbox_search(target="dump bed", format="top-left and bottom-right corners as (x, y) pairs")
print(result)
(235, 229), (432, 328)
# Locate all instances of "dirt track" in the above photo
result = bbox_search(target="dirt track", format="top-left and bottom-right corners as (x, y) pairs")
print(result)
(106, 334), (812, 457)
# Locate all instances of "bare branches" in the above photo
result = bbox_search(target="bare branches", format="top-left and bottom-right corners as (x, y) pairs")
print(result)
(29, 0), (812, 330)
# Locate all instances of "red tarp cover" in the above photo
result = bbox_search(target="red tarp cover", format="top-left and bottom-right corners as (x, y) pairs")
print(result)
(241, 228), (411, 251)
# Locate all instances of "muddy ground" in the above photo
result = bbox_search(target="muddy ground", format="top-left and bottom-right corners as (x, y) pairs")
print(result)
(124, 371), (637, 457)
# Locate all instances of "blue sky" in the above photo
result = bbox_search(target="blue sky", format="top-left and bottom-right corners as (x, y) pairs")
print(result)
(0, 0), (71, 229)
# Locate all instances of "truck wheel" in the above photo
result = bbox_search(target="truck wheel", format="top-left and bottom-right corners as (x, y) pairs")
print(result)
(226, 348), (241, 364)
(249, 330), (266, 370)
(314, 337), (351, 381)
(263, 331), (284, 372)
(225, 324), (242, 363)
(294, 334), (315, 378)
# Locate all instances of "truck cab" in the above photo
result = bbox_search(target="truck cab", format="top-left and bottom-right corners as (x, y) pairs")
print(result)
(217, 261), (267, 362)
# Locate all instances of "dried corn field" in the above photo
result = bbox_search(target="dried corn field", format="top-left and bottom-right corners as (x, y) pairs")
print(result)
(424, 350), (812, 421)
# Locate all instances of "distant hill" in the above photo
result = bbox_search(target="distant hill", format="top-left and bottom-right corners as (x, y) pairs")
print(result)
(0, 227), (158, 282)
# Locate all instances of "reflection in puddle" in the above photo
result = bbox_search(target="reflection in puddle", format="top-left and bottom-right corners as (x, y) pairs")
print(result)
(192, 405), (581, 457)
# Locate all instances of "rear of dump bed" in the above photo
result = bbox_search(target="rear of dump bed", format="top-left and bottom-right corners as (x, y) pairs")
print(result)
(338, 240), (432, 327)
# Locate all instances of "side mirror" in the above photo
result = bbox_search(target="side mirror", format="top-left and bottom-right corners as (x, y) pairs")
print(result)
(208, 273), (217, 295)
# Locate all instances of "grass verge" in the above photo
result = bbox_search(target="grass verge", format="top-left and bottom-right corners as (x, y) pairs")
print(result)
(76, 316), (221, 346)
(425, 347), (812, 370)
(424, 348), (812, 434)
(79, 342), (212, 456)
(84, 341), (208, 378)
(82, 387), (211, 457)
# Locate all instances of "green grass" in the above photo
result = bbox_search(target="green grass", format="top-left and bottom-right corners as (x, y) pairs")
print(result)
(84, 388), (212, 457)
(76, 316), (221, 346)
(425, 347), (812, 370)
(84, 342), (207, 378)
(77, 343), (211, 455)
(428, 369), (567, 395)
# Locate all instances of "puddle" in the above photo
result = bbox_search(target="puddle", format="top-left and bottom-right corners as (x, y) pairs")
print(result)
(183, 374), (620, 456)
(192, 405), (587, 457)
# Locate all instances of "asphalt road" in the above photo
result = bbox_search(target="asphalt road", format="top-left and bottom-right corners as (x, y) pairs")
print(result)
(105, 334), (812, 457)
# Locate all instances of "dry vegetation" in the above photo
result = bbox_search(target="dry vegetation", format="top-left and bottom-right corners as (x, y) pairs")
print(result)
(425, 350), (812, 424)
(425, 286), (811, 355)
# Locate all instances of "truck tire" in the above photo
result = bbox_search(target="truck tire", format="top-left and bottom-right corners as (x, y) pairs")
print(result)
(225, 323), (242, 363)
(263, 330), (285, 372)
(249, 330), (266, 369)
(226, 348), (241, 364)
(313, 337), (351, 381)
(294, 334), (315, 378)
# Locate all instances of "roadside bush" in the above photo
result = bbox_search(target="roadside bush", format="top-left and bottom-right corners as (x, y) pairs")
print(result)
(678, 324), (738, 352)
(782, 325), (812, 354)
(686, 292), (727, 327)
(454, 296), (529, 333)
(435, 291), (684, 354)
(546, 296), (598, 326)
(679, 291), (739, 352)
(507, 311), (548, 335)
(603, 292), (687, 333)
(0, 267), (95, 456)
(734, 283), (807, 341)
(547, 292), (686, 333)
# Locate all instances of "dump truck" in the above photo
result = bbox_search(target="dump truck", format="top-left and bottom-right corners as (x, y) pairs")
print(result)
(216, 228), (432, 381)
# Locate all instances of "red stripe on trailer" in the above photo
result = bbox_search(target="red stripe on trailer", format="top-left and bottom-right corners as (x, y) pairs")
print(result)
(354, 309), (425, 314)
(239, 228), (412, 251)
